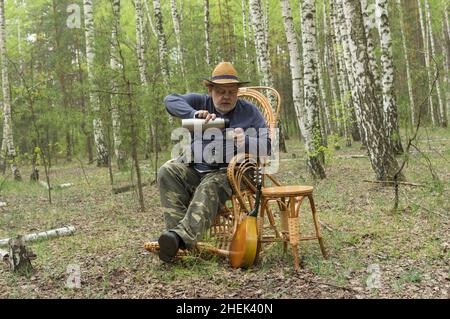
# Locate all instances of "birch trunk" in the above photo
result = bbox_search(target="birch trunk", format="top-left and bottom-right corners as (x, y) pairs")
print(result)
(0, 0), (21, 180)
(331, 0), (352, 140)
(204, 0), (210, 65)
(375, 0), (404, 153)
(170, 0), (188, 91)
(83, 0), (109, 166)
(442, 13), (450, 121)
(0, 226), (76, 247)
(424, 0), (446, 127)
(396, 0), (415, 127)
(321, 0), (335, 135)
(153, 0), (169, 87)
(143, 0), (157, 38)
(110, 0), (126, 169)
(417, 0), (435, 125)
(342, 0), (402, 181)
(292, 0), (325, 178)
(361, 0), (380, 91)
(241, 0), (249, 63)
(336, 0), (362, 145)
(249, 0), (272, 87)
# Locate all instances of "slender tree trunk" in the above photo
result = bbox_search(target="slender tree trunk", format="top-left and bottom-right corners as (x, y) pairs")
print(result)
(342, 0), (402, 181)
(110, 0), (126, 169)
(83, 0), (109, 166)
(143, 0), (157, 38)
(250, 0), (287, 152)
(241, 0), (249, 64)
(153, 0), (169, 87)
(74, 35), (93, 164)
(375, 0), (404, 153)
(417, 0), (435, 125)
(361, 0), (381, 91)
(396, 0), (416, 127)
(0, 0), (21, 180)
(51, 0), (73, 163)
(281, 0), (325, 178)
(424, 0), (446, 127)
(442, 12), (450, 121)
(170, 0), (188, 91)
(204, 0), (210, 66)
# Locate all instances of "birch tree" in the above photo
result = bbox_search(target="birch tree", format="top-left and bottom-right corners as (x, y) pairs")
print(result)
(417, 0), (435, 125)
(110, 0), (126, 169)
(204, 0), (210, 65)
(249, 0), (272, 87)
(170, 0), (188, 91)
(283, 0), (325, 178)
(83, 0), (109, 166)
(342, 0), (402, 181)
(442, 12), (450, 120)
(375, 0), (404, 153)
(143, 0), (157, 38)
(153, 0), (169, 87)
(396, 0), (415, 127)
(0, 0), (21, 180)
(424, 0), (446, 127)
(241, 0), (249, 63)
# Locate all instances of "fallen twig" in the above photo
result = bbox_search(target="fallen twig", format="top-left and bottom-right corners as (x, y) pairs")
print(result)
(363, 180), (426, 187)
(301, 277), (359, 293)
(401, 191), (448, 218)
(112, 182), (149, 194)
(0, 225), (76, 247)
(319, 221), (336, 232)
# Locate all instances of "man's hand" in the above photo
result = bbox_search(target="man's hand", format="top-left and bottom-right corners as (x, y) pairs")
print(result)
(234, 128), (245, 148)
(195, 110), (216, 124)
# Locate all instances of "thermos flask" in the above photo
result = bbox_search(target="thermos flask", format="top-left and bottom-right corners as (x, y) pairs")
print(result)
(181, 118), (230, 132)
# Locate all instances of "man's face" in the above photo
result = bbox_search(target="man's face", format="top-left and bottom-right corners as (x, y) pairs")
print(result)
(209, 83), (239, 114)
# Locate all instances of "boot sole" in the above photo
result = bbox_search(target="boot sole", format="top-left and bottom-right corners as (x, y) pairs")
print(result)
(158, 232), (179, 262)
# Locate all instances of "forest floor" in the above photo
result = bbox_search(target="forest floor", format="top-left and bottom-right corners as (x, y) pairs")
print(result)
(0, 128), (448, 299)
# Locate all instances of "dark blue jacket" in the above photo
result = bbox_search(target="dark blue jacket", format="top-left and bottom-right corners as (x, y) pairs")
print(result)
(164, 93), (271, 172)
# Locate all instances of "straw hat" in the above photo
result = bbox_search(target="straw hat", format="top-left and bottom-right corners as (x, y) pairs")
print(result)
(203, 62), (250, 86)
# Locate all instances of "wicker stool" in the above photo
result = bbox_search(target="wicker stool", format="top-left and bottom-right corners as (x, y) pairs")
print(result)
(259, 185), (327, 271)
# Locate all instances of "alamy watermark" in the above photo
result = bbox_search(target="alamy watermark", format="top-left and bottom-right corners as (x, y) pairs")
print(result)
(66, 264), (81, 289)
(170, 127), (280, 174)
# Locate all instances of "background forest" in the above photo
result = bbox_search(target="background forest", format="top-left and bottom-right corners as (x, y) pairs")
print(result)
(0, 0), (448, 299)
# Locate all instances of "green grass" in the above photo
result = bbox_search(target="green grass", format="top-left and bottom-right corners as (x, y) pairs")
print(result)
(0, 128), (448, 298)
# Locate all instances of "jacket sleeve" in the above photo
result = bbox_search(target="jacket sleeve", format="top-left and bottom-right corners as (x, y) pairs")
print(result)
(163, 93), (207, 119)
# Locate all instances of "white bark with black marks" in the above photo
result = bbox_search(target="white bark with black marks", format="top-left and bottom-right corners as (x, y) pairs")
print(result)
(375, 0), (404, 153)
(417, 0), (435, 125)
(249, 0), (272, 87)
(170, 0), (188, 90)
(396, 0), (416, 127)
(153, 0), (169, 86)
(0, 0), (21, 180)
(83, 0), (109, 166)
(300, 0), (326, 178)
(110, 0), (126, 168)
(204, 0), (210, 65)
(342, 0), (401, 181)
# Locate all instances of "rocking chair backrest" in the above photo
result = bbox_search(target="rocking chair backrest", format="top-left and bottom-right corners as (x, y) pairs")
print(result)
(237, 86), (281, 137)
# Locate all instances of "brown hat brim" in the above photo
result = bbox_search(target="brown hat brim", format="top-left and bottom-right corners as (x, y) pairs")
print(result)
(202, 78), (251, 86)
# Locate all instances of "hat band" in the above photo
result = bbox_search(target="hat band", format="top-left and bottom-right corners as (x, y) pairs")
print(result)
(211, 75), (239, 81)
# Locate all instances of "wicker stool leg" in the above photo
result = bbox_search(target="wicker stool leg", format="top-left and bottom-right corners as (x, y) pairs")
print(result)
(308, 194), (327, 259)
(288, 196), (300, 271)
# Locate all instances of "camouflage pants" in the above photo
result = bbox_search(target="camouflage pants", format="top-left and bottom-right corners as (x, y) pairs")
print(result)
(157, 160), (232, 249)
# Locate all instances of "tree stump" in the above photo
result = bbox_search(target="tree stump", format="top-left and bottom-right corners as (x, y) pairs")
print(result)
(8, 236), (35, 275)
